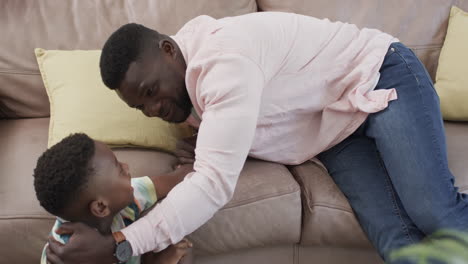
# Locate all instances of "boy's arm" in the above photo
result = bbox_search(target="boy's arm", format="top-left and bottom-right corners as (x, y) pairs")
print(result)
(149, 164), (194, 199)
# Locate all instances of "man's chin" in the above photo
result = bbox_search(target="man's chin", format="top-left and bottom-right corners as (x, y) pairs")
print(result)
(169, 110), (192, 123)
(168, 117), (188, 124)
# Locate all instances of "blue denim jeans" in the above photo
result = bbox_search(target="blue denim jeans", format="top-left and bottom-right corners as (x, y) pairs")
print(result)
(317, 42), (468, 262)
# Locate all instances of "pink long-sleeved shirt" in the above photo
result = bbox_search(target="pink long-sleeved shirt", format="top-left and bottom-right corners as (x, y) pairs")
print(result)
(121, 12), (398, 254)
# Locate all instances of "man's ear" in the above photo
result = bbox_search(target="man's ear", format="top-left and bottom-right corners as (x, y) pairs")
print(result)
(89, 199), (111, 218)
(158, 39), (177, 59)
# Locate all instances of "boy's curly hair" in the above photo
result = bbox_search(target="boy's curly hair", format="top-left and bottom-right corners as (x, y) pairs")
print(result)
(33, 133), (95, 216)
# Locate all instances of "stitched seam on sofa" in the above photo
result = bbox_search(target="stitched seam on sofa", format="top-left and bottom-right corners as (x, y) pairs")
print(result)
(294, 169), (312, 221)
(293, 244), (299, 264)
(292, 161), (330, 179)
(290, 165), (330, 212)
(294, 169), (352, 213)
(311, 203), (354, 214)
(308, 246), (378, 252)
(0, 215), (55, 220)
(290, 166), (354, 214)
(221, 191), (300, 210)
(0, 70), (40, 75)
(222, 182), (300, 208)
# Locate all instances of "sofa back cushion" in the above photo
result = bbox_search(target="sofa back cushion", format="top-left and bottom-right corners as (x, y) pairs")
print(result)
(257, 0), (468, 82)
(0, 0), (257, 118)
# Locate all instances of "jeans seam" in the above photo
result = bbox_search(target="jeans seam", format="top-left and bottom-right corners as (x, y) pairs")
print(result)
(393, 47), (420, 85)
(413, 57), (463, 230)
(379, 46), (424, 237)
(384, 45), (462, 231)
(377, 149), (415, 244)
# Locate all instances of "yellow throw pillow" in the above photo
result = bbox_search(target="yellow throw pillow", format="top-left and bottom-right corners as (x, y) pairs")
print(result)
(35, 48), (193, 151)
(435, 6), (468, 121)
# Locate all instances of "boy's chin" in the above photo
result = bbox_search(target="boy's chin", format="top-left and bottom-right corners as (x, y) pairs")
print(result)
(111, 192), (135, 213)
(124, 193), (135, 208)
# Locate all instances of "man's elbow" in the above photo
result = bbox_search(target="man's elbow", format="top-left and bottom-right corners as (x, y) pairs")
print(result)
(192, 170), (239, 208)
(215, 180), (236, 208)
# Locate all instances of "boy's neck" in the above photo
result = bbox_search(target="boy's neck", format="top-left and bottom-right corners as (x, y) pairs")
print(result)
(80, 215), (114, 235)
(95, 215), (115, 234)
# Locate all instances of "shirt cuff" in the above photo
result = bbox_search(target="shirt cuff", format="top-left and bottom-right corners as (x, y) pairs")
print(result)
(120, 199), (183, 255)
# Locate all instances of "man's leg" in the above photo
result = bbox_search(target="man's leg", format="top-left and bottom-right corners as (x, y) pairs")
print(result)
(365, 42), (468, 234)
(318, 133), (425, 260)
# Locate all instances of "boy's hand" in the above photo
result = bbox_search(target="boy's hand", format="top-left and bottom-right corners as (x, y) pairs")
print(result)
(142, 239), (193, 264)
(173, 239), (194, 264)
(174, 134), (197, 165)
(151, 163), (194, 199)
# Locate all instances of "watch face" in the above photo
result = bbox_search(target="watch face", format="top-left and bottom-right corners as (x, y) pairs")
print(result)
(116, 240), (133, 262)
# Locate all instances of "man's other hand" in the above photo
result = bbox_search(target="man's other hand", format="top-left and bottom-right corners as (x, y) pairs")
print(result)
(174, 135), (197, 165)
(46, 222), (116, 264)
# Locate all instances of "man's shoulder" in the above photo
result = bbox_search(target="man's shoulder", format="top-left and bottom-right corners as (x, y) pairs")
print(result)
(175, 15), (217, 37)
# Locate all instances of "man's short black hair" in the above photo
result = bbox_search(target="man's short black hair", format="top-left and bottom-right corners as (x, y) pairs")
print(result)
(100, 23), (160, 90)
(33, 133), (95, 216)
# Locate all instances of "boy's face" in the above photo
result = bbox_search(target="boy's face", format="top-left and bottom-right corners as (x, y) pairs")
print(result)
(90, 141), (135, 216)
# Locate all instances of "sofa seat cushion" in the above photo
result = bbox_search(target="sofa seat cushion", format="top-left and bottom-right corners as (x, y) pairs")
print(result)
(189, 159), (302, 255)
(0, 118), (53, 263)
(290, 122), (468, 249)
(289, 159), (373, 249)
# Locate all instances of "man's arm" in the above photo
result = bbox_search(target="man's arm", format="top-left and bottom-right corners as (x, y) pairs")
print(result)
(150, 164), (194, 199)
(121, 53), (265, 254)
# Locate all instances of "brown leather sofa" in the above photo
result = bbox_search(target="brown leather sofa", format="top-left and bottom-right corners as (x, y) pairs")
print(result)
(1, 1), (467, 263)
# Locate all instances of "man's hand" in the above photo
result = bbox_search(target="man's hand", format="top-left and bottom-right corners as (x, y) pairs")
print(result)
(174, 134), (197, 165)
(46, 222), (117, 264)
(173, 163), (195, 176)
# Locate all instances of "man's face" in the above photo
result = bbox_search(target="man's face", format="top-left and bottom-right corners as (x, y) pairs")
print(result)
(116, 41), (192, 123)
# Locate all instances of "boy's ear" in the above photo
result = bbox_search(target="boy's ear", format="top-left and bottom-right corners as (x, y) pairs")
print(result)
(159, 39), (176, 59)
(89, 199), (111, 218)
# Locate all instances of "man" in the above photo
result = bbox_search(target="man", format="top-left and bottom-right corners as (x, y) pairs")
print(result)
(46, 12), (468, 263)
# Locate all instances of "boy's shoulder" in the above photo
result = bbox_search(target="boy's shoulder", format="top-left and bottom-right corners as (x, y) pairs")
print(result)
(128, 176), (158, 217)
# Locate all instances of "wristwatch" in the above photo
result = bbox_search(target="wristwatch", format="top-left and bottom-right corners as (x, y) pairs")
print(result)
(112, 231), (133, 264)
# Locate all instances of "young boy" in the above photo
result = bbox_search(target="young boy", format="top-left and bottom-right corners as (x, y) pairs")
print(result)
(34, 133), (194, 264)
